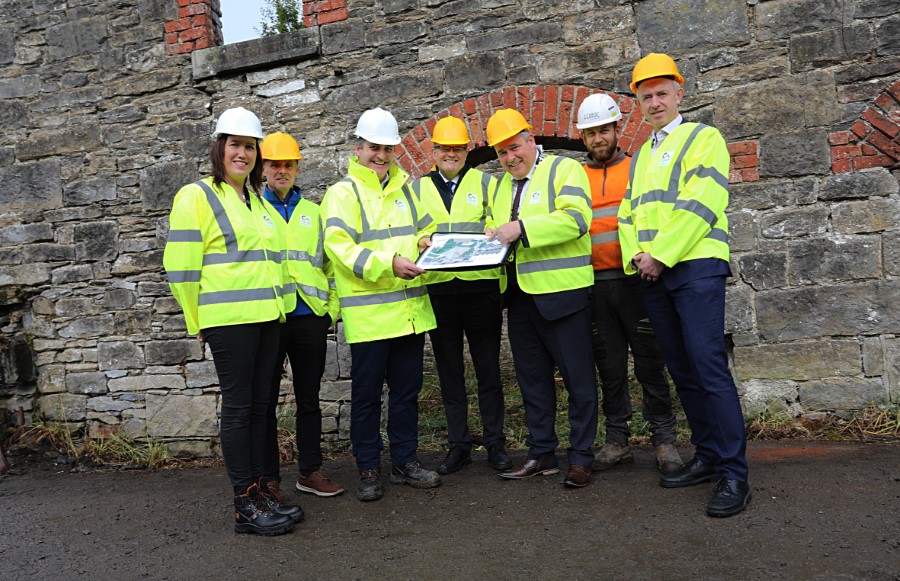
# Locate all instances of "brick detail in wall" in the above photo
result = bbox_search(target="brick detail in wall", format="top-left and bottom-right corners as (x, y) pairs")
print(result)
(303, 0), (349, 27)
(396, 85), (760, 184)
(829, 80), (900, 173)
(165, 0), (223, 54)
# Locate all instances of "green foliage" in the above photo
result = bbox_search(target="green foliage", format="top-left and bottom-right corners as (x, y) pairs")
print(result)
(257, 0), (303, 37)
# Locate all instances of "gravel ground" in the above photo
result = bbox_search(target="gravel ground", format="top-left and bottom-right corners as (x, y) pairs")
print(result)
(1, 440), (898, 580)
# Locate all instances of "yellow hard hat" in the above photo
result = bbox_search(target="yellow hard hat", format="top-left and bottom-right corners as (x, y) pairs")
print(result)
(260, 131), (302, 161)
(486, 109), (533, 147)
(432, 116), (470, 146)
(630, 53), (685, 94)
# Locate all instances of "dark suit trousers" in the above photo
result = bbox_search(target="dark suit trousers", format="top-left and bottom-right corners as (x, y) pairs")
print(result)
(506, 289), (598, 467)
(641, 273), (749, 482)
(429, 291), (505, 451)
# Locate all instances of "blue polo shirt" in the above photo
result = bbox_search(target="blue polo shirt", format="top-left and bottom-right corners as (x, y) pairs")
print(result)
(263, 185), (313, 317)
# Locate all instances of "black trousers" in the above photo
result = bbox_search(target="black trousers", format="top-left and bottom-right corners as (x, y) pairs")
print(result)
(591, 276), (676, 446)
(506, 290), (598, 467)
(203, 319), (280, 494)
(429, 291), (505, 452)
(264, 313), (331, 481)
(350, 333), (425, 470)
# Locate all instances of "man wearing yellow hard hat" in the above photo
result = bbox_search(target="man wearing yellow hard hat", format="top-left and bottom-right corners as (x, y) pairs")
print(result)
(259, 131), (346, 504)
(618, 53), (750, 517)
(485, 108), (598, 488)
(411, 117), (511, 476)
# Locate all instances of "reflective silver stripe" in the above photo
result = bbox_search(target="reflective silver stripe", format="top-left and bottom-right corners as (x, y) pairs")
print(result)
(360, 225), (415, 242)
(564, 208), (588, 236)
(283, 282), (296, 296)
(558, 184), (591, 207)
(411, 180), (422, 200)
(625, 145), (640, 202)
(638, 229), (657, 242)
(592, 206), (619, 219)
(618, 215), (633, 225)
(327, 277), (336, 289)
(339, 285), (427, 308)
(685, 164), (730, 191)
(418, 212), (433, 230)
(706, 228), (729, 243)
(326, 216), (359, 243)
(517, 255), (590, 274)
(631, 124), (708, 211)
(198, 287), (276, 306)
(438, 221), (485, 234)
(591, 231), (619, 245)
(666, 124), (706, 202)
(491, 178), (503, 207)
(545, 157), (565, 211)
(167, 229), (202, 243)
(673, 199), (718, 228)
(202, 249), (280, 266)
(194, 180), (237, 252)
(298, 282), (329, 301)
(344, 178), (372, 236)
(288, 249), (324, 269)
(403, 184), (419, 228)
(632, 188), (678, 210)
(353, 247), (372, 278)
(167, 270), (201, 283)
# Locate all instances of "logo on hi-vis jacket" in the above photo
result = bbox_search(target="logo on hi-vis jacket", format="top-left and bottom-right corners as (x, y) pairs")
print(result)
(299, 214), (312, 228)
(394, 199), (407, 211)
(262, 215), (275, 228)
(529, 191), (542, 204)
(467, 193), (478, 206)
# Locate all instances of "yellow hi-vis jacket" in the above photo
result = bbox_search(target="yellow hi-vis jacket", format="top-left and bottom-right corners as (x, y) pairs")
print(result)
(321, 157), (436, 344)
(491, 155), (593, 294)
(617, 122), (731, 274)
(164, 177), (290, 335)
(286, 198), (339, 324)
(410, 167), (502, 286)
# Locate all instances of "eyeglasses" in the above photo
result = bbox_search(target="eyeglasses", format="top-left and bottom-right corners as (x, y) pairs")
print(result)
(436, 145), (468, 154)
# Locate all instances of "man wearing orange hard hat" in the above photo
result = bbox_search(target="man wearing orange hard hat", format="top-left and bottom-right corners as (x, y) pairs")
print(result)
(618, 53), (750, 517)
(411, 117), (510, 476)
(485, 108), (598, 489)
(259, 131), (347, 504)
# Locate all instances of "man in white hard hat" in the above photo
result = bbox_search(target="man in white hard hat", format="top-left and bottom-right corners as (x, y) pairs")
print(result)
(259, 131), (346, 501)
(619, 53), (750, 517)
(485, 109), (598, 489)
(321, 108), (441, 502)
(576, 93), (683, 476)
(410, 116), (511, 476)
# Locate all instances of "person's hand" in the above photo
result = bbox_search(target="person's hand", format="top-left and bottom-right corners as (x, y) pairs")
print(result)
(418, 236), (432, 252)
(634, 252), (665, 282)
(488, 222), (521, 245)
(196, 333), (204, 342)
(484, 227), (496, 238)
(392, 256), (426, 280)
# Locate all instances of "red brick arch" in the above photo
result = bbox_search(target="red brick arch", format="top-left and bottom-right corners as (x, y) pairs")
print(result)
(395, 85), (760, 184)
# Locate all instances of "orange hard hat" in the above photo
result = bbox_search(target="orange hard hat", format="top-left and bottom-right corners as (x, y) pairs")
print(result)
(630, 53), (685, 93)
(260, 132), (302, 161)
(486, 109), (533, 147)
(432, 116), (470, 146)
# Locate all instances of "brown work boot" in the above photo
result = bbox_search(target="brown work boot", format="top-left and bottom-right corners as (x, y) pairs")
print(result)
(296, 469), (346, 497)
(655, 443), (684, 475)
(592, 442), (633, 471)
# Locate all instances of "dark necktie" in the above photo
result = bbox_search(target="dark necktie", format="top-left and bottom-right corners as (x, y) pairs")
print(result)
(446, 180), (455, 194)
(510, 179), (526, 221)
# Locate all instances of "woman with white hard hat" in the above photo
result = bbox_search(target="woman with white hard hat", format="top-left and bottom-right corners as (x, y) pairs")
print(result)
(163, 107), (301, 536)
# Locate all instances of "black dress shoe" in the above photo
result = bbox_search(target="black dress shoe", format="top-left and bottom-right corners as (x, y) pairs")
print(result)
(437, 447), (472, 475)
(487, 443), (513, 470)
(499, 452), (559, 479)
(659, 458), (717, 488)
(707, 478), (751, 517)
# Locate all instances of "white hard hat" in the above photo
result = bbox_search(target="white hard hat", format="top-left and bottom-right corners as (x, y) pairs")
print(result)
(576, 94), (622, 130)
(212, 107), (265, 140)
(354, 107), (401, 145)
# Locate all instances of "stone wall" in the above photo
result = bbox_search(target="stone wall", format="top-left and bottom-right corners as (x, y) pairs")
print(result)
(1, 0), (898, 451)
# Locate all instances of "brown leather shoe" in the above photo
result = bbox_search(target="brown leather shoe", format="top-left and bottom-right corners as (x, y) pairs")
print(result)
(498, 453), (559, 479)
(563, 464), (591, 488)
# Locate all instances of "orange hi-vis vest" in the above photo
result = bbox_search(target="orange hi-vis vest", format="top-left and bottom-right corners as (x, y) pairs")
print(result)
(584, 150), (631, 272)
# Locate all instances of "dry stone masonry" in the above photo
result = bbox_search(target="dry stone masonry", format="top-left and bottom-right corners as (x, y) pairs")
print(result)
(1, 0), (898, 453)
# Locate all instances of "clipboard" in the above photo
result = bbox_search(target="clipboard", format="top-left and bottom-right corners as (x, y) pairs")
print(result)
(415, 232), (511, 271)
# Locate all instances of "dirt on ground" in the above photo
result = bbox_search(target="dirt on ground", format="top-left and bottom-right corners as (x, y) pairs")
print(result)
(1, 440), (899, 580)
